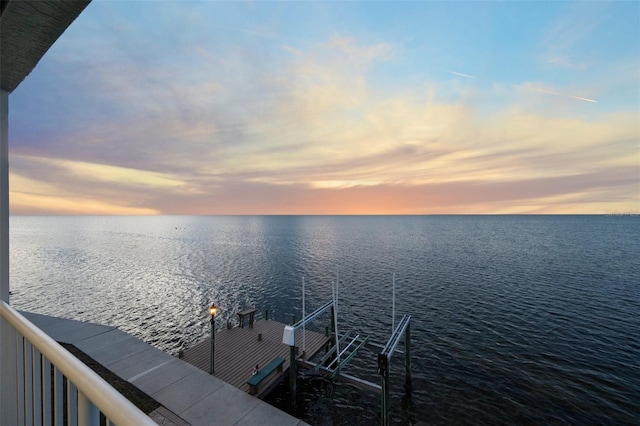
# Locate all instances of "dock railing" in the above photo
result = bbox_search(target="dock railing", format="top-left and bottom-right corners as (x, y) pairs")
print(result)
(1, 300), (156, 425)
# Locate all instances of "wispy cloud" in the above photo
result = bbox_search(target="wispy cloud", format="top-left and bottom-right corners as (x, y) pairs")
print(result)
(282, 45), (304, 57)
(518, 82), (598, 103)
(448, 71), (475, 79)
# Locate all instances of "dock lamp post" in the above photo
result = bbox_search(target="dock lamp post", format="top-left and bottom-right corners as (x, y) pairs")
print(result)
(208, 303), (217, 375)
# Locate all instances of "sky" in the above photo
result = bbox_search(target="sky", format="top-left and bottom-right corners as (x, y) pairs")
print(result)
(8, 1), (640, 215)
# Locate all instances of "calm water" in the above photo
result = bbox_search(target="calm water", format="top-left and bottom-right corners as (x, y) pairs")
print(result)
(9, 215), (640, 425)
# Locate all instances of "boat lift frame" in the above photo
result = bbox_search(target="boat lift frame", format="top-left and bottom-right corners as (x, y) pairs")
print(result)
(283, 273), (412, 425)
(378, 314), (411, 426)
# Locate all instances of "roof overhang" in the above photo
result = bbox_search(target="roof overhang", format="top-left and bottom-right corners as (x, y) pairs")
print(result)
(1, 0), (91, 93)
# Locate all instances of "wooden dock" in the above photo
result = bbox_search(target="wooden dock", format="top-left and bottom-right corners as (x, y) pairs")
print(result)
(182, 318), (329, 398)
(21, 311), (309, 426)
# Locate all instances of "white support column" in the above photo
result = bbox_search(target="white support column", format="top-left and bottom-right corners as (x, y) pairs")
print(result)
(0, 88), (11, 424)
(1, 89), (9, 303)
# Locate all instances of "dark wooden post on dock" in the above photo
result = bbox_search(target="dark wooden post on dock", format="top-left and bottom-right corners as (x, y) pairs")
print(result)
(289, 345), (297, 408)
(379, 354), (390, 426)
(283, 323), (298, 408)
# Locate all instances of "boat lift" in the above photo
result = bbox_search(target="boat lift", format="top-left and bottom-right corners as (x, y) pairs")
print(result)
(282, 274), (371, 402)
(283, 273), (412, 425)
(282, 307), (370, 395)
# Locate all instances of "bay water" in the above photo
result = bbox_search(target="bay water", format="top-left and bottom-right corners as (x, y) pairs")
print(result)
(9, 215), (640, 424)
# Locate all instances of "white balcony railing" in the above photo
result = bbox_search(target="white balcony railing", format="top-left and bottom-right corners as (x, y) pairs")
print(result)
(1, 300), (156, 425)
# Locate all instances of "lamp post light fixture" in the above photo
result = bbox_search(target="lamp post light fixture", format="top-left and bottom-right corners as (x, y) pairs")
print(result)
(209, 303), (217, 375)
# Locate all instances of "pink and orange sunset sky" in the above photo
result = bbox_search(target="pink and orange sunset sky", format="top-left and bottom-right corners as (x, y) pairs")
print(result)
(9, 1), (640, 215)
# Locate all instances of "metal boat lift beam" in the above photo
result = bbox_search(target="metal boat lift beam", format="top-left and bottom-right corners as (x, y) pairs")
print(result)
(314, 331), (352, 372)
(300, 360), (382, 394)
(327, 333), (361, 369)
(283, 300), (334, 346)
(331, 335), (370, 379)
(293, 300), (333, 330)
(380, 315), (410, 363)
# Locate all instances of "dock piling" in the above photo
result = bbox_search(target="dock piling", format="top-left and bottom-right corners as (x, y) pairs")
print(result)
(289, 344), (297, 408)
(379, 354), (390, 426)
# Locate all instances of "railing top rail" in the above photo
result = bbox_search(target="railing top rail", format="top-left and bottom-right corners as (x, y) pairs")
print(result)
(1, 301), (156, 425)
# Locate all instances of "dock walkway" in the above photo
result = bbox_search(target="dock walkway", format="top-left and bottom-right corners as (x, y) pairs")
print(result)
(21, 311), (308, 426)
(182, 318), (329, 397)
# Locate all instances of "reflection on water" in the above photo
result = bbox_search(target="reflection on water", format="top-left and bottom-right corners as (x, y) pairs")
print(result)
(10, 215), (640, 425)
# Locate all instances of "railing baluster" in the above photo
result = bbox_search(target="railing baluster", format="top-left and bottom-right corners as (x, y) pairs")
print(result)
(54, 367), (63, 426)
(43, 357), (52, 426)
(67, 381), (78, 426)
(16, 332), (25, 425)
(78, 391), (100, 426)
(33, 347), (43, 426)
(25, 340), (34, 425)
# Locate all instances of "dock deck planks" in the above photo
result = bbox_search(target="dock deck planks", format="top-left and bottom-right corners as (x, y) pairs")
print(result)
(182, 319), (329, 398)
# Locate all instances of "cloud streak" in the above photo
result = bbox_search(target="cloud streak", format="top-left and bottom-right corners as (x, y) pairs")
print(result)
(448, 71), (475, 79)
(520, 84), (598, 103)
